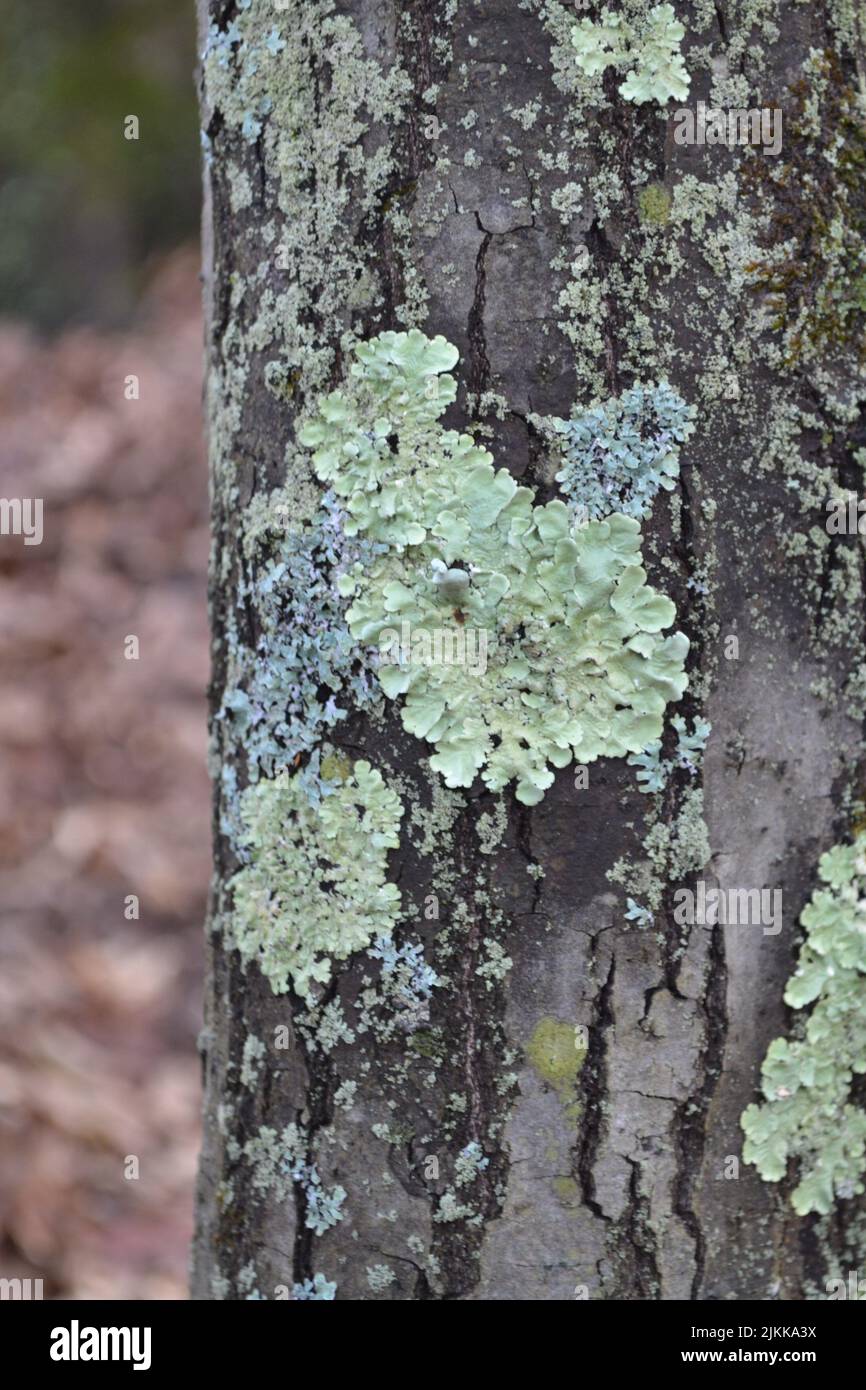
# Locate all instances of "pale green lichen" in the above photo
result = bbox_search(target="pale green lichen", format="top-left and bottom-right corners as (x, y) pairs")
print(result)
(333, 1079), (358, 1111)
(476, 798), (510, 855)
(240, 1034), (266, 1090)
(300, 999), (356, 1053)
(433, 1191), (476, 1224)
(609, 785), (711, 920)
(201, 1), (412, 406)
(238, 1261), (259, 1297)
(300, 330), (690, 805)
(230, 760), (403, 998)
(570, 4), (690, 106)
(742, 834), (866, 1216)
(366, 1264), (397, 1292)
(454, 1141), (490, 1187)
(475, 939), (513, 989)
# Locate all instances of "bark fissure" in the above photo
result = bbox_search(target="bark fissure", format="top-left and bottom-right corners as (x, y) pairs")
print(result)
(466, 228), (493, 412)
(577, 952), (615, 1224)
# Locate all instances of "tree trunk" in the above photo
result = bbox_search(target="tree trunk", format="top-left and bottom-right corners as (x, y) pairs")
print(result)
(192, 0), (866, 1300)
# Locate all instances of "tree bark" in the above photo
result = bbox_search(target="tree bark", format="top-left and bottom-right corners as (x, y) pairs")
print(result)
(193, 0), (866, 1300)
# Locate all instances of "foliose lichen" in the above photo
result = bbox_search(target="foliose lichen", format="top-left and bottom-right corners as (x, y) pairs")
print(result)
(570, 3), (690, 106)
(627, 714), (711, 793)
(627, 742), (668, 794)
(367, 935), (441, 1029)
(365, 1264), (396, 1292)
(454, 1141), (490, 1187)
(535, 381), (696, 524)
(293, 1273), (337, 1301)
(742, 834), (866, 1215)
(245, 1122), (347, 1235)
(230, 759), (403, 998)
(300, 329), (691, 805)
(625, 897), (655, 929)
(219, 493), (382, 782)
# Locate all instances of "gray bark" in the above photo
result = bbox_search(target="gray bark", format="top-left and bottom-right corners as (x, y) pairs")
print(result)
(193, 0), (866, 1300)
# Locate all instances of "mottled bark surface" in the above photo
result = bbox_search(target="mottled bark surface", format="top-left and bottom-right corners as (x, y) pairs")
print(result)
(193, 0), (866, 1299)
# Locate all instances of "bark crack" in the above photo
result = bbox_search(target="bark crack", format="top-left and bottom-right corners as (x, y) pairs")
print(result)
(576, 951), (615, 1223)
(467, 225), (493, 412)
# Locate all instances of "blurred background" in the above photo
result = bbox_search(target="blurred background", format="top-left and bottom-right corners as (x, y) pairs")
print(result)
(0, 0), (208, 1298)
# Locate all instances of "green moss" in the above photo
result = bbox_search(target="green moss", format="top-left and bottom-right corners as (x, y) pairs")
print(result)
(407, 1029), (444, 1060)
(742, 52), (866, 365)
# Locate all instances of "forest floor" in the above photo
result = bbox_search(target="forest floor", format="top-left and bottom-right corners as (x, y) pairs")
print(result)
(0, 250), (209, 1299)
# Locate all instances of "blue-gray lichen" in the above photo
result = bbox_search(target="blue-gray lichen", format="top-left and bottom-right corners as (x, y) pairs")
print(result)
(219, 494), (382, 781)
(245, 1123), (346, 1234)
(627, 714), (711, 793)
(293, 1273), (337, 1301)
(367, 936), (440, 1030)
(536, 382), (696, 524)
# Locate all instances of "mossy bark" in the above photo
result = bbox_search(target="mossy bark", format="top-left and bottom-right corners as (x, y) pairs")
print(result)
(193, 0), (866, 1300)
